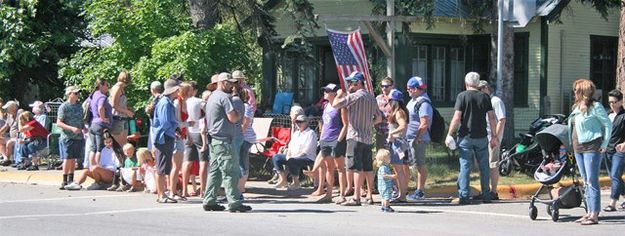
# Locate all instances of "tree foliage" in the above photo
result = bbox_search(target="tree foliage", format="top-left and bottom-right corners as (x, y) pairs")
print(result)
(58, 0), (261, 112)
(0, 0), (85, 101)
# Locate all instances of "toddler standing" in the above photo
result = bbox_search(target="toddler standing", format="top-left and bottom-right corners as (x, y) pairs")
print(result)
(376, 149), (396, 212)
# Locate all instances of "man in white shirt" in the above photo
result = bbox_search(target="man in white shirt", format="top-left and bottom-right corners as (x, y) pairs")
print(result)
(272, 115), (318, 190)
(479, 80), (506, 200)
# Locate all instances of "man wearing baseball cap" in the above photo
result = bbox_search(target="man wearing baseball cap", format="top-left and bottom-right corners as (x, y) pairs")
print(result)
(57, 86), (85, 190)
(446, 72), (498, 204)
(405, 76), (432, 201)
(232, 70), (256, 113)
(153, 78), (181, 203)
(202, 72), (251, 213)
(332, 71), (383, 206)
(478, 80), (506, 200)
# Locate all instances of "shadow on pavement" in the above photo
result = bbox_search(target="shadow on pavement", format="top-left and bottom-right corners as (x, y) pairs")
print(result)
(251, 209), (355, 214)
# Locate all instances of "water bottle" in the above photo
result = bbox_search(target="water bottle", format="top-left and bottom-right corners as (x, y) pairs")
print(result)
(129, 119), (137, 134)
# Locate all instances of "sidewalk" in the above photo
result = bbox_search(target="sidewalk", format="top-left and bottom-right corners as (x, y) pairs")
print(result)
(0, 167), (622, 199)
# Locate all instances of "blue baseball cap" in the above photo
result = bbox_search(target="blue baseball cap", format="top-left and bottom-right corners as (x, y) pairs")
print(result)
(345, 71), (365, 82)
(407, 76), (427, 89)
(389, 89), (403, 101)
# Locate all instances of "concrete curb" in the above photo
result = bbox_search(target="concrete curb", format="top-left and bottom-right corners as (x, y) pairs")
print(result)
(427, 176), (621, 199)
(1, 168), (622, 200)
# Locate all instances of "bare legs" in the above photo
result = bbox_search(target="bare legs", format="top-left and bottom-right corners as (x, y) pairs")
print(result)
(393, 164), (408, 200)
(181, 160), (192, 196)
(170, 151), (183, 196)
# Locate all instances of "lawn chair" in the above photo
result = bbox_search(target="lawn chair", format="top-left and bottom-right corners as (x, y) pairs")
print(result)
(41, 123), (62, 170)
(251, 126), (291, 178)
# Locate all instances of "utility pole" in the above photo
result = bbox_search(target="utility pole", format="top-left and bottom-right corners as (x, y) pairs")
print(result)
(496, 0), (504, 95)
(387, 0), (395, 79)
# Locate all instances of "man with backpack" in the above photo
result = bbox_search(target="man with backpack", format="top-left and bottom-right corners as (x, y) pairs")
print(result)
(479, 80), (506, 200)
(446, 72), (498, 205)
(405, 76), (432, 200)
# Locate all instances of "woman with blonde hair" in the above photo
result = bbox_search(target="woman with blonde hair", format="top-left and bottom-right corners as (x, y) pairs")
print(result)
(172, 81), (194, 200)
(18, 111), (49, 170)
(568, 79), (612, 225)
(109, 70), (135, 147)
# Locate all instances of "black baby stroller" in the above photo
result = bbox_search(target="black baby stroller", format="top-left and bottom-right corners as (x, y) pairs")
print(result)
(499, 114), (566, 176)
(528, 124), (586, 222)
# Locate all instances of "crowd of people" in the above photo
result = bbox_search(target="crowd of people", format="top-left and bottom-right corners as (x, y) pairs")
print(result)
(0, 69), (623, 222)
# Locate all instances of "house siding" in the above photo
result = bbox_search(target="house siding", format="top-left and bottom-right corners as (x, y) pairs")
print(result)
(546, 1), (619, 114)
(271, 0), (374, 37)
(409, 18), (543, 135)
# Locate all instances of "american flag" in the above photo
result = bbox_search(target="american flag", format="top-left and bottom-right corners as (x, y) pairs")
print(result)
(327, 28), (373, 93)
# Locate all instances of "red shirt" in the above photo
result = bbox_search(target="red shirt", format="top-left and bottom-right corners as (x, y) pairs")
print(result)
(177, 96), (189, 139)
(25, 120), (49, 139)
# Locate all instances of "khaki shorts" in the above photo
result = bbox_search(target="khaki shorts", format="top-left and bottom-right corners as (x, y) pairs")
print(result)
(488, 137), (503, 169)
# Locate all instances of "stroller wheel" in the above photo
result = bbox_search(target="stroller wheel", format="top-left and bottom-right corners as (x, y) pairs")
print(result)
(499, 157), (513, 176)
(529, 205), (538, 220)
(551, 201), (560, 222)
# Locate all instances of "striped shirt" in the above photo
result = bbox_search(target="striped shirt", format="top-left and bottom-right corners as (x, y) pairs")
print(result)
(334, 89), (379, 144)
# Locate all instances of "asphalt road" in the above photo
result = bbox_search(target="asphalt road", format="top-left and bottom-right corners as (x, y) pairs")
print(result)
(0, 182), (624, 236)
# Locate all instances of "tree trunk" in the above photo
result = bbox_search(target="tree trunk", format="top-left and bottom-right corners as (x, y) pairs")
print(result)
(490, 1), (515, 147)
(188, 0), (220, 30)
(617, 4), (625, 94)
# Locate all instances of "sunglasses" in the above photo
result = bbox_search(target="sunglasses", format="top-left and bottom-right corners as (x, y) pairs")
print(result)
(295, 120), (306, 123)
(381, 84), (392, 88)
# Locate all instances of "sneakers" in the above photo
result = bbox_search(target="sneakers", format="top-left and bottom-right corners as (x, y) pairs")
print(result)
(451, 198), (471, 205)
(116, 184), (131, 192)
(64, 182), (82, 191)
(26, 165), (39, 171)
(203, 204), (226, 211)
(59, 182), (67, 190)
(106, 184), (119, 191)
(381, 206), (395, 213)
(0, 159), (12, 166)
(407, 189), (425, 201)
(229, 204), (252, 213)
(86, 182), (105, 190)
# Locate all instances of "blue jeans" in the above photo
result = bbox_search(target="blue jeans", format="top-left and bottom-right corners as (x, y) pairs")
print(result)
(239, 141), (253, 177)
(608, 152), (625, 200)
(457, 137), (491, 201)
(574, 151), (602, 212)
(21, 138), (46, 161)
(272, 154), (313, 176)
(272, 154), (288, 173)
(232, 136), (243, 177)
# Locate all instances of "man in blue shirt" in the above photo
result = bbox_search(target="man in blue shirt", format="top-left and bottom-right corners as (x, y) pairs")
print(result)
(153, 78), (180, 203)
(405, 76), (432, 201)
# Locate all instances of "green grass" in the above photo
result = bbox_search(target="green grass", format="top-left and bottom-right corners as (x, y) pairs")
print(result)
(409, 143), (536, 188)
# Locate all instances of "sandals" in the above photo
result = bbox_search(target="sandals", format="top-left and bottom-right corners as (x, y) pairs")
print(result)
(603, 205), (617, 212)
(157, 196), (178, 204)
(620, 201), (625, 209)
(574, 216), (589, 223)
(173, 195), (188, 201)
(335, 197), (347, 205)
(580, 218), (599, 225)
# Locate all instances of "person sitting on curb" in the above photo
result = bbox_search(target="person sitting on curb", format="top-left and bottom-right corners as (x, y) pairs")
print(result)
(272, 115), (318, 190)
(65, 131), (118, 190)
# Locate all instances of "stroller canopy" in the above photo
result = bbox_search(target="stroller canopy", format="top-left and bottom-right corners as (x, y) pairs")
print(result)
(534, 124), (571, 153)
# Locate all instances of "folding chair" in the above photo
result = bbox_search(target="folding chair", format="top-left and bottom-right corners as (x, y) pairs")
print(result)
(252, 126), (291, 176)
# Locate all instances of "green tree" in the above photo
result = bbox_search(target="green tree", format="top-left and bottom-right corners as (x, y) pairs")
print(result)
(58, 0), (263, 113)
(0, 0), (85, 102)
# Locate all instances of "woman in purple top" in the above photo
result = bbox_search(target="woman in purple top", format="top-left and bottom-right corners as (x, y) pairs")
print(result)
(86, 79), (113, 171)
(305, 83), (349, 203)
